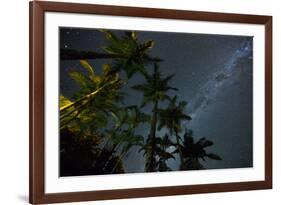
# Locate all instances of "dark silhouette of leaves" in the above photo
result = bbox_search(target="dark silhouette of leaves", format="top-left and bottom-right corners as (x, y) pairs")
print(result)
(157, 96), (191, 133)
(179, 129), (222, 170)
(101, 30), (161, 78)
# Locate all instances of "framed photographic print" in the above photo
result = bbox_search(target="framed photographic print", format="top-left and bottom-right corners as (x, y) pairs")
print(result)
(29, 1), (272, 204)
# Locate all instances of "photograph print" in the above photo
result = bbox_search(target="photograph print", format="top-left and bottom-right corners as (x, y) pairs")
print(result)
(59, 27), (253, 177)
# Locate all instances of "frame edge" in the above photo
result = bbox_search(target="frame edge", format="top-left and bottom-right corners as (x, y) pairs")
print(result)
(29, 1), (45, 204)
(29, 1), (273, 204)
(264, 16), (273, 189)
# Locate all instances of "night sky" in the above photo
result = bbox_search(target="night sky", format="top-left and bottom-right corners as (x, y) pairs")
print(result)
(59, 27), (253, 172)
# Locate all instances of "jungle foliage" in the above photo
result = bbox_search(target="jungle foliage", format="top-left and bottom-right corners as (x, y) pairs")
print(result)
(59, 30), (221, 176)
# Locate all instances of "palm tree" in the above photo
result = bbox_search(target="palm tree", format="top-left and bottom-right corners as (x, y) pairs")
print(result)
(61, 30), (161, 77)
(132, 63), (177, 172)
(105, 106), (150, 173)
(59, 60), (129, 176)
(60, 60), (125, 130)
(155, 134), (175, 171)
(101, 30), (162, 78)
(178, 129), (222, 170)
(84, 106), (148, 174)
(61, 31), (162, 72)
(157, 96), (191, 165)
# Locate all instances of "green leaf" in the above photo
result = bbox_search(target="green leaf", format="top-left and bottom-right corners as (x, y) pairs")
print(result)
(124, 31), (137, 41)
(69, 71), (89, 89)
(80, 60), (94, 76)
(131, 32), (137, 40)
(91, 75), (102, 85)
(101, 30), (118, 41)
(59, 95), (72, 109)
(143, 40), (155, 49)
(94, 113), (108, 128)
(102, 64), (111, 75)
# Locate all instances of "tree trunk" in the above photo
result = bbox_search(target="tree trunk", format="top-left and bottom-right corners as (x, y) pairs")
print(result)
(110, 148), (127, 174)
(60, 48), (125, 60)
(60, 48), (162, 62)
(145, 100), (158, 172)
(175, 130), (184, 167)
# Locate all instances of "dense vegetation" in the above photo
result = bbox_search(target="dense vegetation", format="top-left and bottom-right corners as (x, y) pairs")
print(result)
(59, 30), (221, 176)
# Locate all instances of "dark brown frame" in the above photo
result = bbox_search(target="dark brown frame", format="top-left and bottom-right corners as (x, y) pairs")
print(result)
(29, 1), (272, 204)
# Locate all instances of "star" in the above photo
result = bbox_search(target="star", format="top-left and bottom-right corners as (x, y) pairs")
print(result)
(64, 44), (68, 48)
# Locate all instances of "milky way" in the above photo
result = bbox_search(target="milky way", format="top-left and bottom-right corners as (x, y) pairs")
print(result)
(188, 40), (253, 118)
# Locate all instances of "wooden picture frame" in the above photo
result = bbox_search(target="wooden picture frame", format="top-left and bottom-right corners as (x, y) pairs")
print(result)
(29, 1), (272, 204)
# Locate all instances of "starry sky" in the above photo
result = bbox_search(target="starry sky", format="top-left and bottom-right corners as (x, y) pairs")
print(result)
(59, 27), (253, 172)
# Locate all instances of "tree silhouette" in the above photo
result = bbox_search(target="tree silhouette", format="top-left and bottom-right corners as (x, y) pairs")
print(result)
(176, 129), (222, 170)
(156, 134), (175, 171)
(157, 96), (192, 164)
(132, 63), (178, 172)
